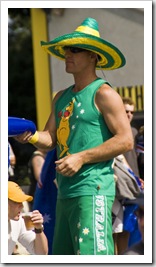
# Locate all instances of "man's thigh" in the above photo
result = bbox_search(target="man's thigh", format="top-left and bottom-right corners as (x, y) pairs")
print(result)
(52, 195), (115, 255)
(70, 195), (115, 255)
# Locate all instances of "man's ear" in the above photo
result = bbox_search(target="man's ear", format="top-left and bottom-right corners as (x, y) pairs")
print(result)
(90, 52), (97, 59)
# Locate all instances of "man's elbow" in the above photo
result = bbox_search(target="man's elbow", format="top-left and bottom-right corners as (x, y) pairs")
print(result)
(35, 248), (48, 255)
(125, 135), (134, 152)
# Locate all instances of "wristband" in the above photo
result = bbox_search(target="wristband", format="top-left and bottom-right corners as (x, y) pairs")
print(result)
(34, 225), (44, 234)
(28, 131), (39, 144)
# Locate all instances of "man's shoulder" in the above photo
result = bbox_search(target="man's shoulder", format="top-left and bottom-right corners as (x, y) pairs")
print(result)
(10, 217), (24, 229)
(55, 85), (73, 103)
(9, 218), (25, 240)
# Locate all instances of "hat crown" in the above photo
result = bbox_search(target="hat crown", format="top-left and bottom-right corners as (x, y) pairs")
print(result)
(8, 181), (33, 202)
(75, 17), (100, 37)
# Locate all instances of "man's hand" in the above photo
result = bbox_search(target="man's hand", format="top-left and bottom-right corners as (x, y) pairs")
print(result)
(14, 131), (33, 143)
(55, 153), (83, 177)
(31, 210), (44, 229)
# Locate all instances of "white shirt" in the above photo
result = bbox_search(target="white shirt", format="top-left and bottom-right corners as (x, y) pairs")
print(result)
(8, 217), (36, 255)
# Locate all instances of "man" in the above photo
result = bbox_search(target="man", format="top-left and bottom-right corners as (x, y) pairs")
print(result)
(8, 181), (48, 255)
(28, 148), (47, 210)
(122, 192), (144, 255)
(15, 17), (133, 255)
(122, 97), (140, 177)
(8, 142), (16, 179)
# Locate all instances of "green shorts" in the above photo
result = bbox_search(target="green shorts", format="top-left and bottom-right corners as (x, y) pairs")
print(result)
(52, 195), (115, 255)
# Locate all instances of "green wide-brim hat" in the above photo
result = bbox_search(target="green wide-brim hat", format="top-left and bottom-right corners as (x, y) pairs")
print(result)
(41, 17), (126, 70)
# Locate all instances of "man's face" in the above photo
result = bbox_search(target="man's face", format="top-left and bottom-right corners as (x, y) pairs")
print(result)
(8, 199), (23, 221)
(64, 47), (94, 75)
(124, 103), (134, 123)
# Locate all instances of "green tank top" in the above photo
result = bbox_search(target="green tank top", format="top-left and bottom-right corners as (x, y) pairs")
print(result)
(55, 78), (115, 199)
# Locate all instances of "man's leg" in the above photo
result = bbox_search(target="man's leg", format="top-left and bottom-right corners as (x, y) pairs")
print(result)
(69, 195), (115, 255)
(52, 199), (74, 255)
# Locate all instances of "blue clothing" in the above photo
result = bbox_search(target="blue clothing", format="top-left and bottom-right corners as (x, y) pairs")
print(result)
(33, 149), (57, 255)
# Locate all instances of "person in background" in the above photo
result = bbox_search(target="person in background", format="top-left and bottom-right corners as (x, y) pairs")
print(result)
(112, 154), (132, 255)
(136, 125), (144, 180)
(8, 142), (16, 180)
(8, 181), (48, 255)
(28, 149), (47, 210)
(122, 192), (144, 255)
(122, 97), (140, 178)
(14, 17), (133, 255)
(112, 153), (143, 255)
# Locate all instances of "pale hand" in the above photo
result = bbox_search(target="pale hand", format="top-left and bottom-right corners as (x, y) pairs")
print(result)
(30, 210), (44, 229)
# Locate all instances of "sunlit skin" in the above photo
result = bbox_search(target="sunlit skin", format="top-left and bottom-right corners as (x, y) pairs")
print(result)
(64, 48), (98, 91)
(124, 103), (134, 123)
(65, 49), (95, 74)
(8, 199), (23, 221)
(8, 199), (43, 229)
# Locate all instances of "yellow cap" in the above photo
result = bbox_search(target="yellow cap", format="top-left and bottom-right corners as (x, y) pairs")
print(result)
(8, 181), (33, 203)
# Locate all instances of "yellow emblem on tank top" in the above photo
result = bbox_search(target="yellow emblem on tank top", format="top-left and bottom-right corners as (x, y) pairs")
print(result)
(57, 98), (75, 158)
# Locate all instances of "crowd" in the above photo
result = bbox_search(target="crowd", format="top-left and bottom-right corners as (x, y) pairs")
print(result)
(8, 17), (144, 256)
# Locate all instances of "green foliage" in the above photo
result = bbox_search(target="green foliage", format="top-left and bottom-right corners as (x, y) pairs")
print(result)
(8, 8), (37, 123)
(14, 165), (31, 186)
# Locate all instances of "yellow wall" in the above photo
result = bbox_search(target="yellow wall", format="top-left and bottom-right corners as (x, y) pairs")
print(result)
(114, 85), (144, 111)
(53, 85), (144, 112)
(31, 8), (52, 130)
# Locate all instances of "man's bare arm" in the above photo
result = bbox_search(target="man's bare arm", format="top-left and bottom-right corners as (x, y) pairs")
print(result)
(83, 83), (133, 162)
(14, 90), (63, 150)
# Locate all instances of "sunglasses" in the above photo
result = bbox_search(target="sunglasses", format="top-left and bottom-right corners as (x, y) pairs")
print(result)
(64, 46), (86, 54)
(126, 110), (134, 115)
(134, 208), (144, 219)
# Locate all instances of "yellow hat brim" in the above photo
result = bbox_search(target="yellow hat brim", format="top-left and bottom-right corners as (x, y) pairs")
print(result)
(41, 32), (126, 70)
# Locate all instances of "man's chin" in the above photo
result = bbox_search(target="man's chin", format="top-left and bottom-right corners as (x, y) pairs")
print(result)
(65, 68), (73, 74)
(14, 214), (20, 221)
